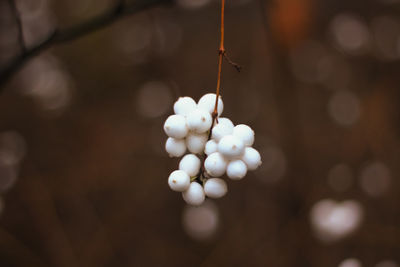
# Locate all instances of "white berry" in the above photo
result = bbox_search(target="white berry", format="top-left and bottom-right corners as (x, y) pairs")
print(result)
(204, 139), (218, 155)
(227, 160), (247, 180)
(217, 117), (234, 128)
(212, 119), (234, 142)
(165, 137), (186, 157)
(163, 114), (188, 139)
(173, 97), (197, 116)
(168, 170), (190, 192)
(204, 178), (228, 198)
(197, 93), (223, 116)
(186, 132), (208, 154)
(204, 152), (227, 177)
(179, 154), (201, 177)
(182, 182), (205, 206)
(232, 124), (255, 146)
(186, 109), (212, 134)
(241, 147), (262, 171)
(218, 135), (245, 159)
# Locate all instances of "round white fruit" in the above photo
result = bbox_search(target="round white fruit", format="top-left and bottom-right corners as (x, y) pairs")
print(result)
(182, 182), (205, 206)
(186, 109), (212, 134)
(232, 124), (255, 146)
(163, 114), (188, 139)
(218, 135), (245, 159)
(204, 139), (218, 155)
(226, 160), (248, 180)
(165, 137), (186, 157)
(173, 97), (197, 116)
(204, 152), (227, 177)
(217, 117), (234, 128)
(241, 147), (262, 171)
(197, 93), (223, 116)
(204, 178), (228, 198)
(179, 154), (201, 177)
(168, 170), (190, 192)
(186, 132), (208, 154)
(212, 120), (234, 142)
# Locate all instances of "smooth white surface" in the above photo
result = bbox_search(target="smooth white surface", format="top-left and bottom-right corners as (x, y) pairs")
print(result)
(227, 160), (248, 180)
(186, 109), (213, 133)
(204, 139), (218, 155)
(182, 182), (205, 206)
(232, 124), (255, 146)
(186, 132), (208, 154)
(165, 137), (186, 157)
(179, 154), (201, 177)
(212, 121), (234, 142)
(218, 135), (245, 159)
(173, 96), (197, 116)
(241, 147), (262, 170)
(163, 114), (188, 139)
(204, 178), (228, 198)
(204, 152), (227, 177)
(197, 93), (223, 115)
(168, 170), (190, 192)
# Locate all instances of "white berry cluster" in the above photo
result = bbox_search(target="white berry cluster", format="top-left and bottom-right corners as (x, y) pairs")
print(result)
(164, 93), (261, 206)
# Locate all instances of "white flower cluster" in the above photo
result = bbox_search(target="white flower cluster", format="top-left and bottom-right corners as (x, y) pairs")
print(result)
(164, 93), (261, 206)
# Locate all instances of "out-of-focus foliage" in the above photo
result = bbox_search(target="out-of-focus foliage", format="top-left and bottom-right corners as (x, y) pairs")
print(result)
(0, 0), (400, 266)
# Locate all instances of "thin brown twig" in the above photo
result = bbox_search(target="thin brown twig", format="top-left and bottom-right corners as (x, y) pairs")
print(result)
(212, 0), (226, 120)
(196, 0), (241, 183)
(212, 0), (242, 119)
(223, 52), (242, 72)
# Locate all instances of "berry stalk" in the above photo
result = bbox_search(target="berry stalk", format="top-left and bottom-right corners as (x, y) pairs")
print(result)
(197, 0), (226, 183)
(212, 0), (225, 125)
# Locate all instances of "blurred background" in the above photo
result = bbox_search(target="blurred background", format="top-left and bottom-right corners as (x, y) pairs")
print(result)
(0, 0), (400, 266)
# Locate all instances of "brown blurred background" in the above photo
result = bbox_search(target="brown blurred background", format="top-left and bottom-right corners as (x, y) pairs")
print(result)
(0, 0), (400, 266)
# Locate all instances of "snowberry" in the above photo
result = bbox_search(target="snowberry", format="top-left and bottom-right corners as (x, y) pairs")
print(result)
(217, 117), (234, 128)
(186, 109), (212, 134)
(197, 93), (223, 116)
(204, 152), (227, 177)
(204, 139), (218, 155)
(179, 154), (201, 177)
(164, 94), (261, 204)
(182, 182), (205, 205)
(232, 124), (254, 146)
(212, 119), (234, 142)
(165, 137), (186, 157)
(186, 132), (208, 154)
(218, 135), (245, 159)
(163, 114), (188, 139)
(168, 170), (190, 192)
(241, 147), (262, 170)
(227, 160), (247, 180)
(173, 97), (197, 116)
(204, 178), (228, 198)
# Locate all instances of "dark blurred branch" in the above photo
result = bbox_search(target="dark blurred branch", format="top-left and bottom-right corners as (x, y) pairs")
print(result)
(8, 0), (26, 53)
(0, 0), (172, 90)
